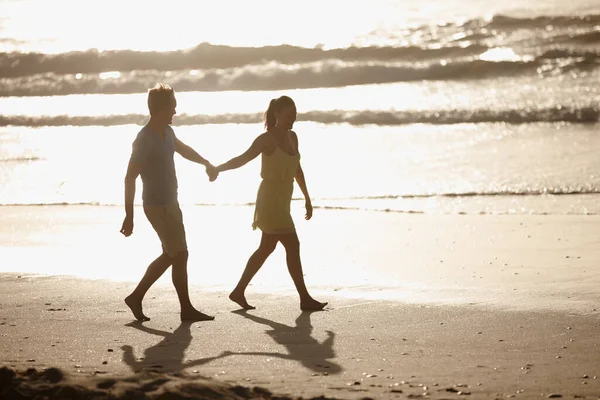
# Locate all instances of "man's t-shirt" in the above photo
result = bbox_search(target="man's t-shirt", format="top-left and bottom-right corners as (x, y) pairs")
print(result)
(130, 124), (178, 206)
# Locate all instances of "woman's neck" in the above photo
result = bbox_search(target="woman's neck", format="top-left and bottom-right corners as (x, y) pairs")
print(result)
(271, 126), (288, 135)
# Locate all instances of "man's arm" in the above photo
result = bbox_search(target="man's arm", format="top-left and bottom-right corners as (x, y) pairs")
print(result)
(124, 159), (142, 217)
(120, 159), (142, 237)
(174, 136), (211, 166)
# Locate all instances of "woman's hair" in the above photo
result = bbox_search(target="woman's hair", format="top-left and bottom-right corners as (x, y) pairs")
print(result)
(264, 95), (295, 129)
(147, 83), (175, 116)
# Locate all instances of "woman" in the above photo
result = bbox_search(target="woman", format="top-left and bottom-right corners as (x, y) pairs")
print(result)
(215, 96), (327, 311)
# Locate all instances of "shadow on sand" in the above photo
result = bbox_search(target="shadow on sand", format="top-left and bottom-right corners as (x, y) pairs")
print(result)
(121, 321), (230, 373)
(229, 310), (343, 374)
(121, 311), (342, 375)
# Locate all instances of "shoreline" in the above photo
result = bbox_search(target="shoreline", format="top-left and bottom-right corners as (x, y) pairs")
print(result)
(0, 205), (598, 314)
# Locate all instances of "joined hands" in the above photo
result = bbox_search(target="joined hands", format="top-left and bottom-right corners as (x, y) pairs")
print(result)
(206, 164), (219, 182)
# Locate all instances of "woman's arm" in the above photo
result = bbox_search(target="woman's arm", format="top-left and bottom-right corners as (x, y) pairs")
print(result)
(216, 134), (267, 173)
(295, 163), (310, 202)
(291, 131), (313, 220)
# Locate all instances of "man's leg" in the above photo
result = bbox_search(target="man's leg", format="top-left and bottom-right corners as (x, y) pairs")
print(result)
(157, 203), (214, 321)
(171, 250), (214, 321)
(125, 205), (174, 321)
(125, 252), (172, 321)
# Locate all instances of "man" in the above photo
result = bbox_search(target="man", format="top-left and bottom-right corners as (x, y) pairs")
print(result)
(120, 83), (217, 322)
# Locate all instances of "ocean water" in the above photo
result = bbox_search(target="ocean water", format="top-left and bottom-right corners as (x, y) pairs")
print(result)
(1, 0), (599, 215)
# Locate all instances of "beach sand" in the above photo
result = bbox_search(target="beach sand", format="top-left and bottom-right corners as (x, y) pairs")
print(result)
(0, 205), (599, 399)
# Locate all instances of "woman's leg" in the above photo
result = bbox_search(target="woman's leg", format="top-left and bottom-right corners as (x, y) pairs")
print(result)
(280, 232), (327, 310)
(229, 233), (279, 309)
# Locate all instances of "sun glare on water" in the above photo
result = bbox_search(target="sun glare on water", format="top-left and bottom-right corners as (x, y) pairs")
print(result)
(99, 71), (121, 80)
(479, 47), (532, 62)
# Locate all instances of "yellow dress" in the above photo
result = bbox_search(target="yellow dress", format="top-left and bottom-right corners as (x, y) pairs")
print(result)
(252, 134), (300, 234)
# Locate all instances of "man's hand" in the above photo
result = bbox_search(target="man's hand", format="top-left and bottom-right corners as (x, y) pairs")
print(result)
(305, 200), (313, 220)
(206, 164), (218, 182)
(120, 215), (134, 237)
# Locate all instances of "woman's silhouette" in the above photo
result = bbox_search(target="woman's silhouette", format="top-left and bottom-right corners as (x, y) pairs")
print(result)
(229, 310), (341, 374)
(215, 96), (327, 311)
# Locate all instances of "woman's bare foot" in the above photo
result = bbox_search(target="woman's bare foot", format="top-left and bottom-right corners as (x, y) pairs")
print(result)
(229, 291), (256, 310)
(125, 295), (150, 321)
(180, 309), (215, 322)
(300, 298), (328, 311)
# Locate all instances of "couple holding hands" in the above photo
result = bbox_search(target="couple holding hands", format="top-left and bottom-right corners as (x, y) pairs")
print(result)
(120, 83), (326, 322)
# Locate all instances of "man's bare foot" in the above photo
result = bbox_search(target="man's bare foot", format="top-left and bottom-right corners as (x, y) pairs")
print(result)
(229, 291), (256, 310)
(125, 295), (150, 321)
(300, 298), (328, 311)
(180, 309), (215, 322)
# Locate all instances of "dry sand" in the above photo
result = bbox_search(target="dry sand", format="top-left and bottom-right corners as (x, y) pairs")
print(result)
(0, 205), (599, 399)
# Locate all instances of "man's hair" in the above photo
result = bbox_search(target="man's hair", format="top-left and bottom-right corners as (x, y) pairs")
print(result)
(147, 83), (175, 116)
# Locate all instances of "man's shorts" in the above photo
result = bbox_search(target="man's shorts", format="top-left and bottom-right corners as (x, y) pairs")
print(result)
(143, 203), (187, 257)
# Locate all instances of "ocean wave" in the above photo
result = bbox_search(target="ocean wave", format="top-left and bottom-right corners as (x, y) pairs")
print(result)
(323, 188), (600, 199)
(2, 190), (598, 207)
(1, 107), (597, 127)
(313, 206), (597, 216)
(2, 51), (599, 97)
(1, 13), (598, 79)
(0, 156), (43, 163)
(0, 43), (488, 78)
(473, 14), (600, 30)
(1, 191), (598, 216)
